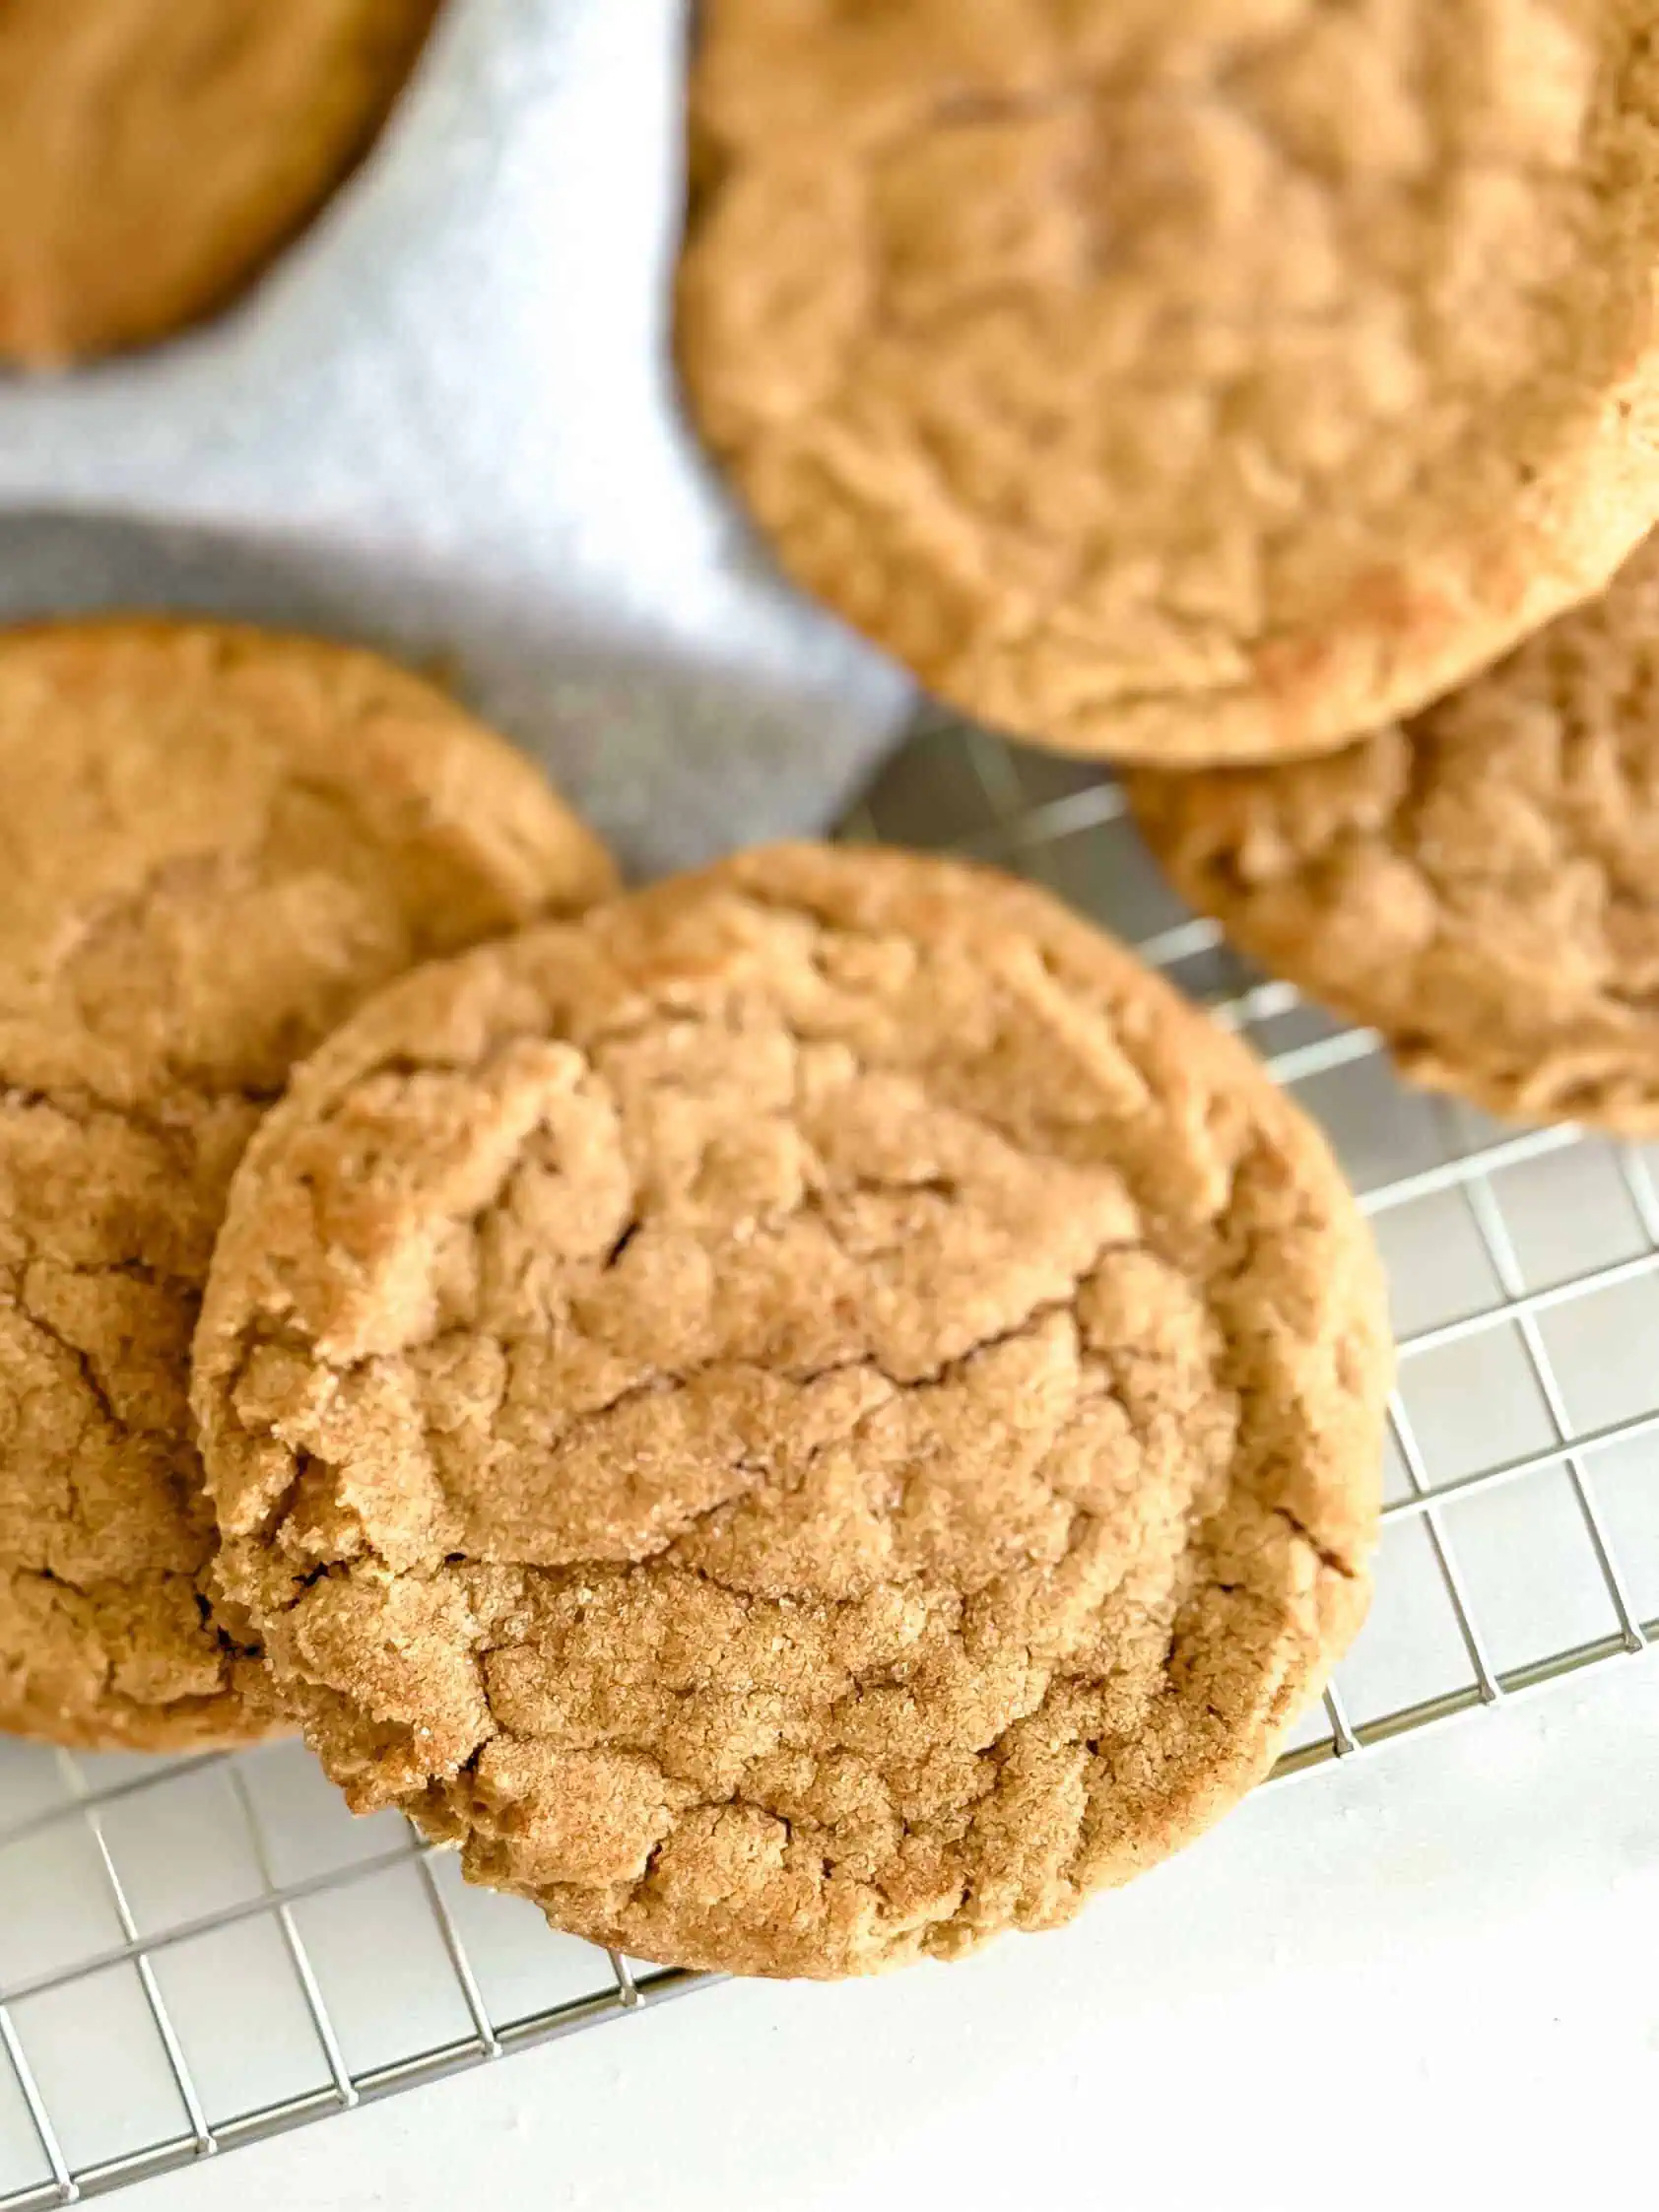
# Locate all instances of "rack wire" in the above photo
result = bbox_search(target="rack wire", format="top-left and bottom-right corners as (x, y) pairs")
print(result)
(3, 714), (1656, 2207)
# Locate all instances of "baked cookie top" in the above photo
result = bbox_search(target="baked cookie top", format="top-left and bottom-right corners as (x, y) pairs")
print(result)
(194, 843), (1388, 1978)
(679, 0), (1659, 764)
(1131, 528), (1659, 1132)
(0, 618), (614, 1751)
(0, 0), (440, 367)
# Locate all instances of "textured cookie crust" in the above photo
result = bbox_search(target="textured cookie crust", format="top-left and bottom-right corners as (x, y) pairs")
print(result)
(0, 0), (440, 367)
(0, 619), (614, 1750)
(194, 844), (1388, 1978)
(680, 0), (1659, 764)
(1131, 529), (1659, 1132)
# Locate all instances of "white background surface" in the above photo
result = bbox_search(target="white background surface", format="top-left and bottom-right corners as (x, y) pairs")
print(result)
(132, 1661), (1658, 2212)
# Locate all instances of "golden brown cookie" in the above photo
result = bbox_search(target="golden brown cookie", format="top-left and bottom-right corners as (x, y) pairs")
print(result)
(679, 0), (1659, 765)
(0, 618), (615, 1752)
(1130, 528), (1659, 1132)
(193, 843), (1388, 1978)
(0, 0), (441, 368)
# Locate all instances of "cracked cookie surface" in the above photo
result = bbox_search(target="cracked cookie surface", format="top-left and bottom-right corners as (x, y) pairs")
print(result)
(0, 618), (615, 1751)
(0, 0), (442, 367)
(1130, 527), (1659, 1131)
(194, 843), (1388, 1977)
(679, 0), (1659, 764)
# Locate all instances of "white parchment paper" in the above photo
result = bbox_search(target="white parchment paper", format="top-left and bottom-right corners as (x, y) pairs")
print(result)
(0, 0), (910, 877)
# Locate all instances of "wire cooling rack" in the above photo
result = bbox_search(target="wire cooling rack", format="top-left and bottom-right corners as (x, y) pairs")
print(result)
(3, 713), (1657, 2208)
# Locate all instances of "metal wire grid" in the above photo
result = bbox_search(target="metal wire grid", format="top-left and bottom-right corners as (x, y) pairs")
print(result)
(3, 715), (1656, 2207)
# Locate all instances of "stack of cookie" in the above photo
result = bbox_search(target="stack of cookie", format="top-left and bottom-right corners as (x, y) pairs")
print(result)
(12, 0), (1652, 1988)
(0, 617), (1389, 1980)
(679, 0), (1659, 1138)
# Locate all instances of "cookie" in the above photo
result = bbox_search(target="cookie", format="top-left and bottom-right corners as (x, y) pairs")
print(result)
(1130, 528), (1659, 1132)
(0, 0), (441, 367)
(0, 619), (615, 1751)
(193, 843), (1388, 1978)
(679, 0), (1659, 765)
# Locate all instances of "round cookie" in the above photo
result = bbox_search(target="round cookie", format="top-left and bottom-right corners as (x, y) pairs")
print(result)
(0, 0), (441, 368)
(1129, 528), (1659, 1132)
(679, 0), (1659, 765)
(193, 843), (1388, 1978)
(0, 618), (615, 1752)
